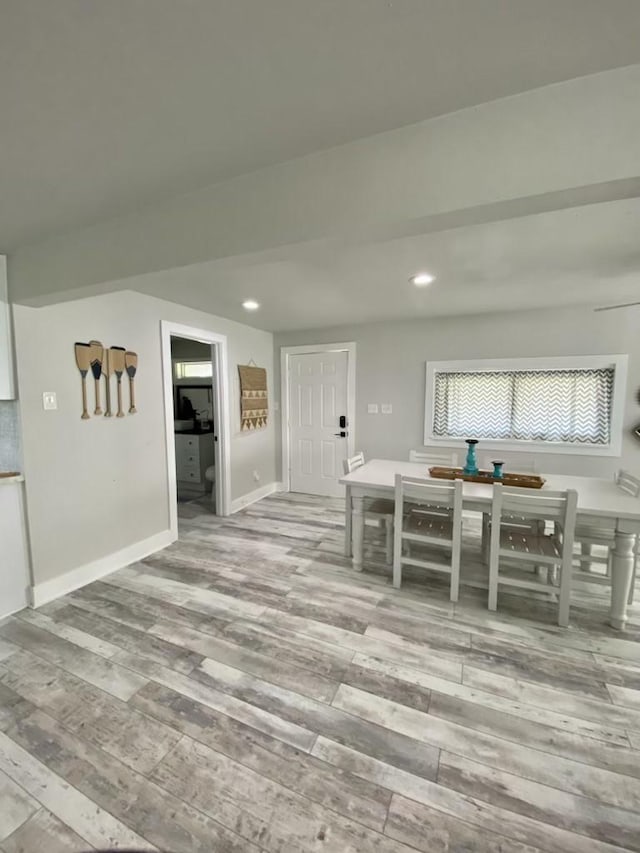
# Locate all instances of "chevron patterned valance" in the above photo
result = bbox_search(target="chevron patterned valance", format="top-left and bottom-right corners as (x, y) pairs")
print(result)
(433, 367), (614, 445)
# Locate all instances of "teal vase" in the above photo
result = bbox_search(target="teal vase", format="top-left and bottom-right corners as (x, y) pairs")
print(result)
(463, 439), (479, 475)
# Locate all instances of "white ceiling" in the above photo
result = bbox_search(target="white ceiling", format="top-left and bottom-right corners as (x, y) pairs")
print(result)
(131, 198), (640, 331)
(3, 0), (640, 249)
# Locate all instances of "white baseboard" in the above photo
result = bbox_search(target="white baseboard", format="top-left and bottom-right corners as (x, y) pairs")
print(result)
(0, 600), (32, 621)
(30, 529), (175, 608)
(230, 481), (283, 514)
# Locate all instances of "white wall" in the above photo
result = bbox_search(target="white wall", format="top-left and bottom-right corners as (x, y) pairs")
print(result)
(13, 289), (276, 590)
(275, 304), (640, 478)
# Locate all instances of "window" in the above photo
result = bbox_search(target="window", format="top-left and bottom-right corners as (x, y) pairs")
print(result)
(173, 360), (212, 379)
(425, 356), (627, 456)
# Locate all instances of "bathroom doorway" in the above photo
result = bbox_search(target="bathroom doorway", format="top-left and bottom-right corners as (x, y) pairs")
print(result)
(161, 322), (231, 536)
(171, 336), (216, 505)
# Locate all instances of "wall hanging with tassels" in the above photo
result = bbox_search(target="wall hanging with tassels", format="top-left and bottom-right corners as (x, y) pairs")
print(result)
(238, 363), (268, 431)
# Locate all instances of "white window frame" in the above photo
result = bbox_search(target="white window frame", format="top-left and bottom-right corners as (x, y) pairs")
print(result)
(424, 354), (628, 457)
(173, 359), (214, 380)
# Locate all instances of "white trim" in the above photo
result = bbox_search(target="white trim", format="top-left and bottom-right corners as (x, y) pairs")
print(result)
(230, 481), (284, 513)
(0, 255), (16, 400)
(424, 354), (628, 457)
(280, 342), (356, 492)
(173, 359), (214, 380)
(30, 529), (174, 608)
(161, 321), (232, 536)
(1, 602), (31, 620)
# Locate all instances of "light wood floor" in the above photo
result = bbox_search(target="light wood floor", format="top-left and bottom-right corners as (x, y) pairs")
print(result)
(1, 492), (639, 852)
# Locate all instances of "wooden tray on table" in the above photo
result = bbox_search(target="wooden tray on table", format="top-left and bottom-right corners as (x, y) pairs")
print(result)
(429, 466), (546, 489)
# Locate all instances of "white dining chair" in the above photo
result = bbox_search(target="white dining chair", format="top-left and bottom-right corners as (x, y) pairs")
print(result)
(409, 448), (458, 466)
(488, 484), (578, 627)
(343, 452), (395, 564)
(393, 474), (463, 601)
(572, 469), (640, 605)
(480, 455), (541, 565)
(409, 448), (459, 520)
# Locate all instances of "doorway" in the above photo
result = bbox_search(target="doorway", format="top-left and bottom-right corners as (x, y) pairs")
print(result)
(161, 322), (231, 537)
(281, 342), (356, 497)
(171, 336), (217, 505)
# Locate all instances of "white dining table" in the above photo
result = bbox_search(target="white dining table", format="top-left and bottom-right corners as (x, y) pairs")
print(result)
(339, 459), (640, 630)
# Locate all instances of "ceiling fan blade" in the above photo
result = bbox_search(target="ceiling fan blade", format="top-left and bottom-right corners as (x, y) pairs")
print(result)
(594, 301), (640, 312)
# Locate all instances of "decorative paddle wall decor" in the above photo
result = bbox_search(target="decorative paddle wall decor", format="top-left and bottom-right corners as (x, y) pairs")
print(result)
(74, 342), (91, 420)
(109, 346), (126, 418)
(238, 364), (268, 431)
(88, 340), (104, 415)
(103, 348), (113, 417)
(125, 351), (138, 413)
(74, 342), (139, 419)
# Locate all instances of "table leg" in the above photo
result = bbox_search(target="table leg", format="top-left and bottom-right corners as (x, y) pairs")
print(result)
(581, 541), (593, 572)
(481, 513), (489, 565)
(352, 495), (365, 572)
(628, 539), (638, 606)
(610, 530), (635, 630)
(344, 486), (352, 557)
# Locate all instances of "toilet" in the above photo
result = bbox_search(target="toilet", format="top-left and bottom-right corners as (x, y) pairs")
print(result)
(204, 465), (216, 505)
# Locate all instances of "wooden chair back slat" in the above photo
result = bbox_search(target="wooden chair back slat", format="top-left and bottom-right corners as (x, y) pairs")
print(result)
(496, 486), (572, 523)
(396, 474), (459, 510)
(616, 469), (640, 498)
(409, 449), (458, 466)
(343, 452), (366, 475)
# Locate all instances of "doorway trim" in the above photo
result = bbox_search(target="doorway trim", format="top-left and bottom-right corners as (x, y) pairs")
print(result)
(161, 321), (232, 537)
(280, 341), (356, 492)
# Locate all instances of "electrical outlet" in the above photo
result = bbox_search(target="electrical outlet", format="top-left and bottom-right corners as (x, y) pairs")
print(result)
(381, 404), (393, 414)
(43, 391), (57, 410)
(253, 470), (261, 482)
(367, 403), (379, 414)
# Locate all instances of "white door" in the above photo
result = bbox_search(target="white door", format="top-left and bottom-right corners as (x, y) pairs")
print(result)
(288, 350), (349, 497)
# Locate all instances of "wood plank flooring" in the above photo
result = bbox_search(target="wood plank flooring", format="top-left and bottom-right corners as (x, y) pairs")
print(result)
(1, 491), (639, 852)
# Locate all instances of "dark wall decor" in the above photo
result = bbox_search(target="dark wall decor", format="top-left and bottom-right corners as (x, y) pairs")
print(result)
(175, 384), (213, 425)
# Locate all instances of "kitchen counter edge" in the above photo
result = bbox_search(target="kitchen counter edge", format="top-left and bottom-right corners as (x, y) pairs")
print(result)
(0, 474), (24, 485)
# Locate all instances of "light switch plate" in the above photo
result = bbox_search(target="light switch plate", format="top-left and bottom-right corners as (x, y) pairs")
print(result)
(367, 403), (379, 414)
(381, 404), (393, 414)
(43, 391), (57, 410)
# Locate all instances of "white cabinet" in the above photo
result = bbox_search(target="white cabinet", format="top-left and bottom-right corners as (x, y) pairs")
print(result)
(175, 432), (215, 490)
(0, 481), (30, 617)
(0, 256), (15, 400)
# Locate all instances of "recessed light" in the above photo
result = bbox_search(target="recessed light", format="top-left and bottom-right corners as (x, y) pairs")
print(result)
(410, 272), (435, 287)
(242, 299), (260, 311)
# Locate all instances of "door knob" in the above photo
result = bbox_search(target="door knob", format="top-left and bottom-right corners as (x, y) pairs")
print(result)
(334, 431), (347, 437)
